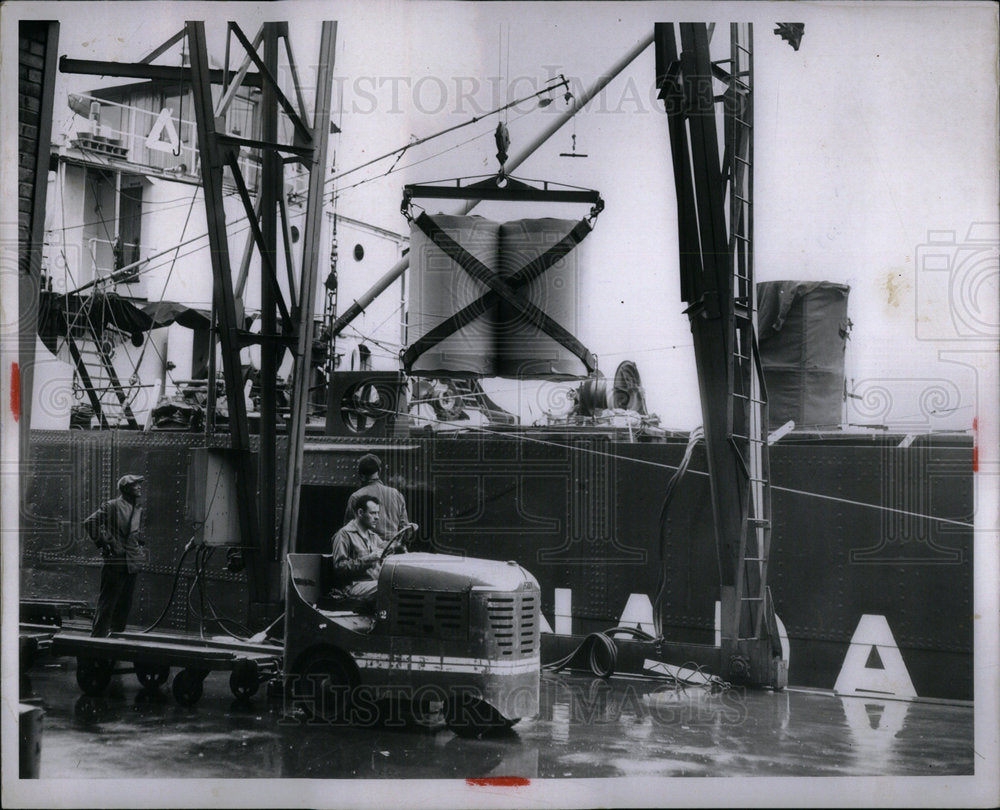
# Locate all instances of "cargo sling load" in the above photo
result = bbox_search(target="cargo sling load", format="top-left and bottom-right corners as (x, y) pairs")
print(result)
(401, 170), (603, 380)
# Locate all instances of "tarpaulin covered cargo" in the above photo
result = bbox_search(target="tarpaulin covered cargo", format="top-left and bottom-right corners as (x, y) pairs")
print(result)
(757, 281), (851, 430)
(407, 214), (590, 379)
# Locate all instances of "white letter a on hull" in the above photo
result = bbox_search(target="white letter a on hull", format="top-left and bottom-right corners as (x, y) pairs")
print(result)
(834, 614), (916, 699)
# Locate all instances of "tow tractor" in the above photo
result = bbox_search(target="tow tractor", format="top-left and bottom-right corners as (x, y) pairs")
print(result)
(283, 524), (541, 736)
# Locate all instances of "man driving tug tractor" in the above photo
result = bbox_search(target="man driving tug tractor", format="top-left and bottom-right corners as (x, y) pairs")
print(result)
(283, 502), (541, 735)
(329, 494), (398, 612)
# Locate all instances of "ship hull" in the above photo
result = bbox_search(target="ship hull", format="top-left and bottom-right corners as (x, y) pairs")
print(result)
(20, 429), (972, 700)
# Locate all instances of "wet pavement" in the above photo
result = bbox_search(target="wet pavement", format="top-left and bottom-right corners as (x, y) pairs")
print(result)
(24, 660), (973, 779)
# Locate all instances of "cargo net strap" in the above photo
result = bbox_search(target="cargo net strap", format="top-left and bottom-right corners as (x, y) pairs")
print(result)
(402, 212), (598, 373)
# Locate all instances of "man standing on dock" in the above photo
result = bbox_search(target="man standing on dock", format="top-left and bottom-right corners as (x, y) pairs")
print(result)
(344, 454), (410, 542)
(84, 474), (147, 637)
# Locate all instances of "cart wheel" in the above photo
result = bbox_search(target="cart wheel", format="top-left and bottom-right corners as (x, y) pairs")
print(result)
(135, 662), (170, 690)
(290, 648), (356, 721)
(229, 660), (259, 700)
(172, 668), (207, 706)
(445, 695), (516, 738)
(76, 657), (114, 696)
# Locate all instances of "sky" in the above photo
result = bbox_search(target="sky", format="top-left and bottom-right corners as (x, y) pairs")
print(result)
(6, 0), (999, 434)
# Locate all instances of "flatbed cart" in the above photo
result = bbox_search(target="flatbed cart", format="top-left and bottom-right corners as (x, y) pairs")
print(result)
(19, 622), (282, 705)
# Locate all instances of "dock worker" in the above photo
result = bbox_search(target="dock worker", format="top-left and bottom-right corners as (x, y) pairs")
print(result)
(329, 494), (386, 612)
(83, 474), (147, 637)
(343, 453), (410, 542)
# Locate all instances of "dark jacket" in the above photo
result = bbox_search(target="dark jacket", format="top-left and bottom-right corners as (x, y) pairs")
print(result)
(84, 495), (146, 573)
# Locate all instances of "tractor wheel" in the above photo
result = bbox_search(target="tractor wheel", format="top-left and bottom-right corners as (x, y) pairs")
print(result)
(445, 695), (517, 738)
(135, 662), (170, 690)
(76, 657), (113, 696)
(229, 660), (260, 700)
(290, 648), (357, 722)
(172, 668), (208, 706)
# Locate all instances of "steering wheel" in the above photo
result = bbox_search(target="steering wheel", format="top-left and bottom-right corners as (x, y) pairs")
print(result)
(379, 522), (418, 563)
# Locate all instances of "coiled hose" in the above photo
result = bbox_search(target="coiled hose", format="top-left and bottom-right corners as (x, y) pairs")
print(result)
(544, 626), (657, 679)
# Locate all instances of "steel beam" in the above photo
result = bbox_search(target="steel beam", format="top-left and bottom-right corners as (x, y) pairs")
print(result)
(230, 23), (312, 144)
(225, 153), (294, 331)
(214, 25), (263, 119)
(258, 24), (282, 572)
(138, 29), (186, 65)
(281, 21), (338, 561)
(59, 56), (261, 87)
(655, 23), (784, 688)
(185, 21), (265, 605)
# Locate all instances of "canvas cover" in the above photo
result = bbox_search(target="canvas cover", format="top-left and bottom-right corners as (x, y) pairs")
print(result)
(757, 281), (851, 430)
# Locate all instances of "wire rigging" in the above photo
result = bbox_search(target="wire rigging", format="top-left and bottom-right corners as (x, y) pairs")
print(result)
(330, 105), (535, 201)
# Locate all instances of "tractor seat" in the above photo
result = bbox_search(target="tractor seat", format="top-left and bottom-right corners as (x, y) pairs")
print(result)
(316, 590), (369, 613)
(315, 555), (376, 615)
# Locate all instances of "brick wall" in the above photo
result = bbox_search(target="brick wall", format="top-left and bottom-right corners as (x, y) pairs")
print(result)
(18, 22), (50, 276)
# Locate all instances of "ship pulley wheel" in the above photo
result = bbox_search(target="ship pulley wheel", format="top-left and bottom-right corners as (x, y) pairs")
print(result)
(291, 648), (356, 722)
(379, 522), (418, 563)
(172, 668), (208, 706)
(135, 661), (170, 690)
(445, 693), (517, 738)
(340, 380), (389, 434)
(76, 656), (114, 696)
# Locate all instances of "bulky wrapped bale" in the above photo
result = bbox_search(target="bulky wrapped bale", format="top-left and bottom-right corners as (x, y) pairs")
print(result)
(407, 214), (501, 376)
(407, 214), (589, 379)
(497, 218), (587, 379)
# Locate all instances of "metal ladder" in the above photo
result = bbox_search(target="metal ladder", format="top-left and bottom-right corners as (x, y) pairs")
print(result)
(718, 23), (774, 642)
(65, 296), (141, 429)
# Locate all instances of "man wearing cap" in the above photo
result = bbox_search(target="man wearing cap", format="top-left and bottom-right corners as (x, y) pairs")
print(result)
(343, 454), (410, 543)
(83, 474), (147, 637)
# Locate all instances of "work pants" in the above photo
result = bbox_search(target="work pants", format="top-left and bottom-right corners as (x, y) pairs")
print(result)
(340, 580), (379, 612)
(92, 564), (137, 637)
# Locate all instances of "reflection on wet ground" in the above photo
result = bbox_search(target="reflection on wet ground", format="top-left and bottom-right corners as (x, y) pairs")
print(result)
(26, 663), (973, 779)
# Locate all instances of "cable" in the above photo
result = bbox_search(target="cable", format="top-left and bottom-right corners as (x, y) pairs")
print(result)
(393, 406), (974, 529)
(132, 188), (201, 381)
(329, 107), (535, 202)
(137, 544), (196, 633)
(652, 426), (706, 636)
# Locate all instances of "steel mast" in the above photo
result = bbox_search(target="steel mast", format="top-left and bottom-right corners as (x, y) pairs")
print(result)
(655, 22), (785, 688)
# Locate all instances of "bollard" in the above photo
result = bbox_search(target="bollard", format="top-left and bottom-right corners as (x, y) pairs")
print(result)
(19, 703), (44, 778)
